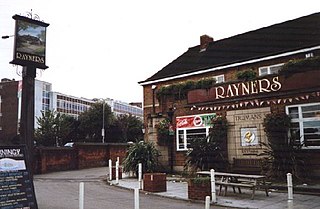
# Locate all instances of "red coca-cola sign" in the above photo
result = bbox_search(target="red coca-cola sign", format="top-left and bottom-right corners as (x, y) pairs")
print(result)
(176, 113), (216, 128)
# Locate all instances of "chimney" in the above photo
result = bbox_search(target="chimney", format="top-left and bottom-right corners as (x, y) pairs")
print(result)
(200, 35), (213, 52)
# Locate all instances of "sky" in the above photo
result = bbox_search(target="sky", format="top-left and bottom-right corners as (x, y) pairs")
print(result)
(1, 0), (319, 103)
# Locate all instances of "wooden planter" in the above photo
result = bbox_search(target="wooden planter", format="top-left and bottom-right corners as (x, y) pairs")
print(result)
(188, 179), (211, 201)
(143, 173), (167, 192)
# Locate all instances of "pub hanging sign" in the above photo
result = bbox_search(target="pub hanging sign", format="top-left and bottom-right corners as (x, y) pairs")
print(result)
(10, 15), (49, 69)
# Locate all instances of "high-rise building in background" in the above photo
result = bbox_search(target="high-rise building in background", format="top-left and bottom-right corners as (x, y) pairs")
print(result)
(0, 78), (143, 141)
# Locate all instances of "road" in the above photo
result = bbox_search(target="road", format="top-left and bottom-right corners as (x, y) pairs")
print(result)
(33, 168), (225, 209)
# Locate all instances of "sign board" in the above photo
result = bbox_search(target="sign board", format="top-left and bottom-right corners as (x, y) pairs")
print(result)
(176, 113), (216, 129)
(10, 15), (49, 69)
(0, 146), (38, 209)
(240, 127), (259, 146)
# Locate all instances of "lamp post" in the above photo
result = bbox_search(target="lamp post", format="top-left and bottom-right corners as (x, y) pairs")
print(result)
(102, 101), (105, 143)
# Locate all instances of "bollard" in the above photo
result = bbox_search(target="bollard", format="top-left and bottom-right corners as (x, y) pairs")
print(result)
(138, 163), (142, 189)
(109, 159), (112, 181)
(210, 169), (217, 203)
(134, 188), (139, 209)
(116, 160), (119, 184)
(79, 182), (84, 209)
(205, 196), (210, 209)
(287, 173), (293, 202)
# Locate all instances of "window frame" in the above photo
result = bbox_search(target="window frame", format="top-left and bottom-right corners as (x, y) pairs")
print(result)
(286, 102), (320, 149)
(258, 63), (284, 76)
(176, 127), (210, 151)
(214, 74), (225, 83)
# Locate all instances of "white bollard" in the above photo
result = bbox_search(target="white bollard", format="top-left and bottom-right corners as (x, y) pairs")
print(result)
(210, 169), (217, 203)
(138, 163), (142, 189)
(79, 182), (84, 209)
(116, 160), (119, 184)
(134, 188), (140, 209)
(205, 196), (210, 209)
(287, 173), (293, 202)
(109, 159), (112, 181)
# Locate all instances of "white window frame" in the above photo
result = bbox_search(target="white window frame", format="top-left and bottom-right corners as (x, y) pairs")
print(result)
(176, 127), (210, 151)
(259, 63), (284, 76)
(286, 102), (320, 149)
(214, 74), (225, 83)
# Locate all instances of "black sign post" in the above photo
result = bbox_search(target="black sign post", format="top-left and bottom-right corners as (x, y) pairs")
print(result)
(0, 146), (38, 208)
(6, 14), (49, 209)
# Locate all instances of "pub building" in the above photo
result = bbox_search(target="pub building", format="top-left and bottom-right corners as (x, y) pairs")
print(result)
(139, 12), (320, 177)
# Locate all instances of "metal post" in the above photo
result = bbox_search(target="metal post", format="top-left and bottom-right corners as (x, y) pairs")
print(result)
(109, 159), (112, 181)
(102, 102), (105, 143)
(287, 173), (293, 202)
(116, 160), (119, 184)
(205, 196), (210, 209)
(20, 66), (36, 179)
(138, 163), (142, 189)
(79, 182), (84, 209)
(134, 188), (139, 209)
(210, 169), (217, 203)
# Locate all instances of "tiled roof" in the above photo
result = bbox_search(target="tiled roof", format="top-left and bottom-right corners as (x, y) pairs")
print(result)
(140, 12), (320, 84)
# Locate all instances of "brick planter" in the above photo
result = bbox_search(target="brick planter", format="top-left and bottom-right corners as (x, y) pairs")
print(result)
(143, 173), (167, 192)
(188, 178), (211, 201)
(111, 166), (122, 179)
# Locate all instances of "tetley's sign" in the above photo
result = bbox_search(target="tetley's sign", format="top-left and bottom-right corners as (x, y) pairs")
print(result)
(188, 76), (282, 103)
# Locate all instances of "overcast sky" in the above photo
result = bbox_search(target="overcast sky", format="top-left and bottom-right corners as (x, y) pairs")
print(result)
(1, 0), (319, 103)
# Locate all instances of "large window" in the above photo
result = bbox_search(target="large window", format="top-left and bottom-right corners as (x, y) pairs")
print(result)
(177, 128), (209, 151)
(259, 63), (283, 76)
(286, 103), (320, 147)
(176, 113), (216, 151)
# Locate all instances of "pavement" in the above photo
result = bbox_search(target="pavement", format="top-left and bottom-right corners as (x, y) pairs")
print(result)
(35, 167), (320, 209)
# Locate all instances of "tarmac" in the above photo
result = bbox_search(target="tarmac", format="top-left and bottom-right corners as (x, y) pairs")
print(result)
(35, 167), (320, 209)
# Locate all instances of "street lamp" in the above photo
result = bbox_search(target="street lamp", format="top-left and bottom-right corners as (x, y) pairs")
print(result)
(102, 101), (105, 143)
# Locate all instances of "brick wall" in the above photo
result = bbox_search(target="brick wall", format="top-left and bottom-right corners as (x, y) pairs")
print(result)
(34, 143), (128, 174)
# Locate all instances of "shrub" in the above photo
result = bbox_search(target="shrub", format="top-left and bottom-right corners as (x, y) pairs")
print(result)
(122, 141), (160, 174)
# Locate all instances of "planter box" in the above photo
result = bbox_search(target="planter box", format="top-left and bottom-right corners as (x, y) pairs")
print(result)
(111, 166), (122, 179)
(143, 173), (167, 192)
(188, 179), (211, 201)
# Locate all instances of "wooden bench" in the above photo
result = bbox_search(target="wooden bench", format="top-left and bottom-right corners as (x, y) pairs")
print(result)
(232, 158), (263, 174)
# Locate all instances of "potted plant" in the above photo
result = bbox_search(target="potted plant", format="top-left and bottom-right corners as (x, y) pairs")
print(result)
(156, 118), (171, 145)
(122, 141), (167, 192)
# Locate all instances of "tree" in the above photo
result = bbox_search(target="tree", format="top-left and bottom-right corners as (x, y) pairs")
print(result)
(35, 110), (74, 146)
(78, 102), (114, 142)
(111, 114), (143, 142)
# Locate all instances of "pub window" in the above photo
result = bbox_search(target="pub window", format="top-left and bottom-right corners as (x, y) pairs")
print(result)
(176, 127), (208, 151)
(286, 103), (320, 147)
(214, 74), (225, 83)
(259, 63), (283, 76)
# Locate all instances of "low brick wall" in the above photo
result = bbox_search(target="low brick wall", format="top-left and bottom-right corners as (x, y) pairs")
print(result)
(34, 143), (128, 174)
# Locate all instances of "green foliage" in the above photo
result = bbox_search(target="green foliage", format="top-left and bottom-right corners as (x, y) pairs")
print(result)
(185, 116), (229, 171)
(35, 110), (74, 146)
(123, 141), (160, 174)
(236, 69), (257, 81)
(280, 56), (320, 77)
(260, 112), (306, 180)
(190, 177), (211, 185)
(78, 102), (114, 142)
(156, 78), (216, 100)
(112, 114), (143, 143)
(157, 118), (171, 136)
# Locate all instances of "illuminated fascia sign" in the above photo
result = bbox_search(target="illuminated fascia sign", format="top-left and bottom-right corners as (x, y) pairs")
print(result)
(176, 113), (216, 129)
(213, 76), (282, 100)
(10, 15), (49, 69)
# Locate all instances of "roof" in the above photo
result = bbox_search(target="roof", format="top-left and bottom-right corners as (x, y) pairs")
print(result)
(139, 12), (320, 85)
